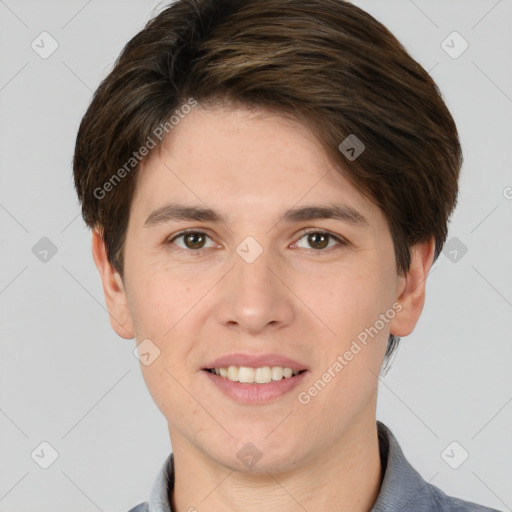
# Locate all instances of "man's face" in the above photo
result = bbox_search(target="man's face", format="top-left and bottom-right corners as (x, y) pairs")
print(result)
(107, 104), (408, 471)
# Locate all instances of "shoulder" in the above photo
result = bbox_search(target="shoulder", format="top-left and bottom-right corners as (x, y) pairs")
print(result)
(126, 503), (149, 512)
(428, 484), (502, 512)
(373, 422), (501, 512)
(126, 452), (174, 512)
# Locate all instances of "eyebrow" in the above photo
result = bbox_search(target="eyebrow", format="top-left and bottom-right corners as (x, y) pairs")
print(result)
(143, 202), (369, 228)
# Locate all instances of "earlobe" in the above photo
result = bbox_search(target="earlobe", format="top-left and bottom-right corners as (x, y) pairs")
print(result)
(91, 228), (135, 340)
(389, 237), (436, 337)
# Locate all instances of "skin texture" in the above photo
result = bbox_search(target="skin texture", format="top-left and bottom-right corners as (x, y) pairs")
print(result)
(92, 104), (435, 512)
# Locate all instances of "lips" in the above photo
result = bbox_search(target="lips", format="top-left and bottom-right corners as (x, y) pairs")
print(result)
(203, 352), (309, 371)
(202, 363), (308, 403)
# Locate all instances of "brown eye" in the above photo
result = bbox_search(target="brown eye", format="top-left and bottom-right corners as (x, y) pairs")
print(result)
(168, 231), (215, 251)
(307, 232), (329, 249)
(294, 230), (346, 251)
(183, 232), (206, 249)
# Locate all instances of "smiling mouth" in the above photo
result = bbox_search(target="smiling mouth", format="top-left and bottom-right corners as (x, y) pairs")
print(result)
(204, 366), (307, 384)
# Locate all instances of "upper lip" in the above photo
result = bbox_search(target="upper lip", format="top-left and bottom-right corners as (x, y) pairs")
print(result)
(204, 353), (309, 371)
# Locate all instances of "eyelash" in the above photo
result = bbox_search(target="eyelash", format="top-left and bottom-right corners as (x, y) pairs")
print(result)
(166, 229), (348, 254)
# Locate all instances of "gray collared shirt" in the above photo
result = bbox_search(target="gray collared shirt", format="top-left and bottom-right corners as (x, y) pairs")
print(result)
(128, 421), (501, 512)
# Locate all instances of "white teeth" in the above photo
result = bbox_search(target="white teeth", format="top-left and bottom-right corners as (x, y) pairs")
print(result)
(271, 366), (284, 381)
(209, 365), (301, 384)
(255, 366), (272, 383)
(227, 365), (239, 381)
(238, 367), (254, 383)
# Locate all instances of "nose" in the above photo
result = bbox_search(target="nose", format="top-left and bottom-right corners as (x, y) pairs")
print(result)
(215, 244), (296, 335)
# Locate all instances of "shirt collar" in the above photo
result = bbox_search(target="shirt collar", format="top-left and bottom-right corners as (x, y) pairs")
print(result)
(147, 451), (174, 512)
(370, 421), (430, 511)
(147, 421), (428, 512)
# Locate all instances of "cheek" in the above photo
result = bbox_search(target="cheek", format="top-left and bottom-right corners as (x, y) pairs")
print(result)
(130, 271), (199, 418)
(301, 260), (395, 396)
(126, 257), (192, 336)
(295, 273), (391, 435)
(309, 262), (395, 341)
(127, 263), (208, 380)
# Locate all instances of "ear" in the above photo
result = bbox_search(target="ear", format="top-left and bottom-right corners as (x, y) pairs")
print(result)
(389, 237), (436, 337)
(91, 228), (135, 340)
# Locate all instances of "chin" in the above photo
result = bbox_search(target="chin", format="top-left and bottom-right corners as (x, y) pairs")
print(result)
(207, 434), (306, 475)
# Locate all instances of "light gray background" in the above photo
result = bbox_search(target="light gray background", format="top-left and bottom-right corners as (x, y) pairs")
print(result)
(1, 0), (511, 511)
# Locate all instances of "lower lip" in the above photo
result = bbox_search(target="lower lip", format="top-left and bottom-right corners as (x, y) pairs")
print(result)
(202, 370), (308, 404)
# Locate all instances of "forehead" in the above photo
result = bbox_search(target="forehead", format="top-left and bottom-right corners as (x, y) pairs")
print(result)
(131, 104), (379, 224)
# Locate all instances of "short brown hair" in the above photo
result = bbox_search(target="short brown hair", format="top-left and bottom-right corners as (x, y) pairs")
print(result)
(73, 0), (462, 362)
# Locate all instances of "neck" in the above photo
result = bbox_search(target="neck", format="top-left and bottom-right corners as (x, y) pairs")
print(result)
(170, 411), (383, 512)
